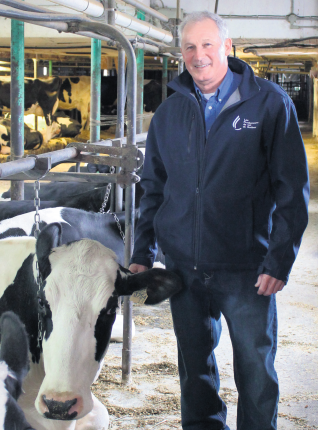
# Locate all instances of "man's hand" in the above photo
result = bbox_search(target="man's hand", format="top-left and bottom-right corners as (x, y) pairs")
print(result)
(129, 263), (149, 274)
(255, 274), (285, 296)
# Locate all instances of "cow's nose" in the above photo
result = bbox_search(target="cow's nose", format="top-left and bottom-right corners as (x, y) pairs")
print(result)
(40, 394), (83, 420)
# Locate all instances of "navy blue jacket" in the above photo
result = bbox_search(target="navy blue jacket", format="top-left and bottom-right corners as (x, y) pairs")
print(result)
(131, 57), (309, 283)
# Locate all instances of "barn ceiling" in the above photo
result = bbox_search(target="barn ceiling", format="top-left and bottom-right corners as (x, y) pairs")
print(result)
(0, 0), (317, 77)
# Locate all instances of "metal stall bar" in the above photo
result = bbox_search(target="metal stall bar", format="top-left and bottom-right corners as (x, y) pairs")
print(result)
(115, 47), (125, 213)
(68, 20), (137, 385)
(90, 38), (101, 143)
(0, 146), (78, 178)
(136, 9), (145, 135)
(10, 18), (24, 200)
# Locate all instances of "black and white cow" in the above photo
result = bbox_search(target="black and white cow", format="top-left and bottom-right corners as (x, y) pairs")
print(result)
(0, 311), (34, 430)
(0, 118), (61, 153)
(0, 208), (127, 265)
(0, 76), (62, 144)
(0, 224), (182, 429)
(0, 186), (109, 220)
(58, 77), (91, 130)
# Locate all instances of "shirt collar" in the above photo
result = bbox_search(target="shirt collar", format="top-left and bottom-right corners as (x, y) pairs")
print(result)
(193, 67), (233, 102)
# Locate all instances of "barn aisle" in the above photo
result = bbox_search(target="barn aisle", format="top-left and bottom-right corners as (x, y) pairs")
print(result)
(95, 124), (318, 430)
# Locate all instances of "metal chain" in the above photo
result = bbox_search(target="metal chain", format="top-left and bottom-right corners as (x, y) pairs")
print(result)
(34, 180), (43, 349)
(99, 166), (115, 214)
(99, 166), (125, 244)
(34, 180), (41, 239)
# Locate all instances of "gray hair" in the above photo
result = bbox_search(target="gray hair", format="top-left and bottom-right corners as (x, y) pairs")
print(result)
(179, 11), (229, 45)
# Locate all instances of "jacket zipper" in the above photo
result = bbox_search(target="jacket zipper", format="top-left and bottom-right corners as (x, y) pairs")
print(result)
(190, 93), (205, 270)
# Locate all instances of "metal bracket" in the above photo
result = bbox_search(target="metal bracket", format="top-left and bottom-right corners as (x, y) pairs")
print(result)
(67, 21), (80, 33)
(25, 156), (52, 179)
(66, 142), (144, 172)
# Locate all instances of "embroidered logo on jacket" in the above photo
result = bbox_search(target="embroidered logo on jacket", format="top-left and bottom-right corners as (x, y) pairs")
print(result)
(233, 115), (259, 131)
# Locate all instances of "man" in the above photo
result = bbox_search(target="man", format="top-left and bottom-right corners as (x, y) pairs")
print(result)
(129, 11), (309, 430)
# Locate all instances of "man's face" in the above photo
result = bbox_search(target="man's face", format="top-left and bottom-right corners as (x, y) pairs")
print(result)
(181, 18), (232, 93)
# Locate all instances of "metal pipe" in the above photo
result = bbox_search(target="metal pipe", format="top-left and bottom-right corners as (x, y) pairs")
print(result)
(10, 18), (24, 201)
(46, 0), (104, 18)
(214, 0), (219, 14)
(115, 10), (173, 43)
(129, 36), (170, 49)
(162, 56), (168, 101)
(133, 41), (160, 54)
(136, 10), (145, 135)
(90, 38), (101, 143)
(76, 19), (137, 385)
(108, 0), (115, 25)
(0, 147), (78, 178)
(0, 4), (173, 42)
(33, 57), (38, 131)
(115, 47), (125, 213)
(120, 0), (169, 22)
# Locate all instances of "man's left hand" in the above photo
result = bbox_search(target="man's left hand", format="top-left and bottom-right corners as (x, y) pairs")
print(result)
(255, 274), (285, 296)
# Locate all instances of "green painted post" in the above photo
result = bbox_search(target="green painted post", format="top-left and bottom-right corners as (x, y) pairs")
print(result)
(49, 60), (53, 76)
(136, 10), (145, 134)
(90, 38), (101, 143)
(162, 56), (168, 101)
(10, 19), (24, 200)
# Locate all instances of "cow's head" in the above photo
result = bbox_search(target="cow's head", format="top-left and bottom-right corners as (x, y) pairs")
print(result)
(34, 223), (181, 421)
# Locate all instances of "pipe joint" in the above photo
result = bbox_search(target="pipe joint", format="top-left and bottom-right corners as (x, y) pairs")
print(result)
(67, 21), (80, 32)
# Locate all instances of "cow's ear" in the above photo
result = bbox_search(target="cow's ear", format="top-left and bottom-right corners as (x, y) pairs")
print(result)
(36, 223), (62, 279)
(115, 268), (182, 305)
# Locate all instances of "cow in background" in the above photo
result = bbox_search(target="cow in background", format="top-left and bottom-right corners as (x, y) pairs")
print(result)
(0, 224), (182, 429)
(0, 311), (34, 430)
(58, 77), (91, 130)
(0, 118), (61, 154)
(0, 76), (62, 144)
(57, 76), (170, 132)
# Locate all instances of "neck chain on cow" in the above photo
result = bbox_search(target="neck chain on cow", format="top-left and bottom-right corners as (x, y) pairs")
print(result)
(99, 166), (125, 244)
(34, 179), (44, 349)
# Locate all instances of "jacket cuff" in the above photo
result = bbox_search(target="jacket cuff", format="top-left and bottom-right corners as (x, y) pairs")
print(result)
(129, 255), (153, 269)
(257, 265), (289, 284)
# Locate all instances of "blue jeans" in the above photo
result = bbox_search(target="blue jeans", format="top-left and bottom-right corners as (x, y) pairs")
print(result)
(167, 259), (279, 430)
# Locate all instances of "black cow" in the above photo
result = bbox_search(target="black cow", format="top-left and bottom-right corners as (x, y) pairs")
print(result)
(1, 181), (107, 201)
(0, 76), (62, 143)
(0, 311), (34, 430)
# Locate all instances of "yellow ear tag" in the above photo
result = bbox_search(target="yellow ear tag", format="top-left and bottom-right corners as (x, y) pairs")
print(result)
(130, 289), (148, 304)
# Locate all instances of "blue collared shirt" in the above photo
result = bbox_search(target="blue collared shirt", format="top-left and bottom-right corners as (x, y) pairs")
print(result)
(194, 68), (241, 137)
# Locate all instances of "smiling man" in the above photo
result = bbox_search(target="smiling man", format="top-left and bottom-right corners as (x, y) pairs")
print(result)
(129, 11), (309, 430)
